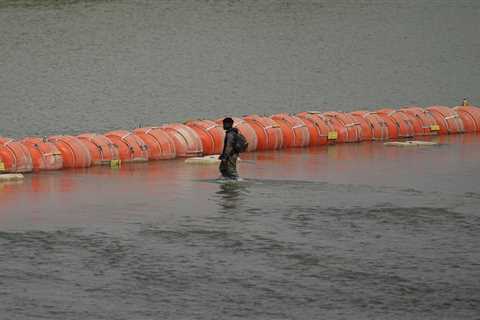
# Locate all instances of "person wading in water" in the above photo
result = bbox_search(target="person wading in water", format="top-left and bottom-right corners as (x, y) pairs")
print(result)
(219, 117), (248, 180)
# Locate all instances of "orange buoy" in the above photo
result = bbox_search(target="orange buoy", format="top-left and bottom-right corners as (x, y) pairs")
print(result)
(185, 120), (224, 155)
(133, 127), (176, 160)
(351, 110), (399, 140)
(348, 111), (374, 141)
(215, 117), (258, 152)
(21, 137), (63, 171)
(0, 137), (33, 173)
(47, 135), (92, 168)
(426, 106), (464, 134)
(161, 124), (203, 157)
(104, 130), (148, 162)
(270, 113), (310, 148)
(322, 111), (362, 142)
(243, 115), (283, 150)
(377, 108), (416, 138)
(296, 112), (332, 146)
(400, 106), (439, 136)
(77, 133), (119, 165)
(454, 106), (480, 132)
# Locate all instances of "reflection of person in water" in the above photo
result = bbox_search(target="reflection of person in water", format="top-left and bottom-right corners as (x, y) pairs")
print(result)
(216, 182), (248, 212)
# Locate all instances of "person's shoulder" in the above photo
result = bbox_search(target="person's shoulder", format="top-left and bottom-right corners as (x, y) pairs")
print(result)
(227, 128), (239, 136)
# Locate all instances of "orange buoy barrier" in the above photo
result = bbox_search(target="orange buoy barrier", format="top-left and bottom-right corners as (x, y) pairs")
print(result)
(426, 106), (464, 134)
(185, 120), (224, 155)
(21, 137), (63, 171)
(454, 106), (480, 132)
(104, 130), (148, 162)
(350, 111), (395, 140)
(77, 133), (119, 165)
(377, 108), (416, 138)
(3, 103), (480, 175)
(322, 111), (362, 143)
(161, 124), (203, 157)
(215, 117), (258, 152)
(133, 127), (176, 160)
(47, 135), (92, 168)
(0, 137), (33, 173)
(401, 106), (439, 136)
(349, 111), (373, 141)
(296, 112), (336, 146)
(270, 113), (310, 148)
(243, 115), (283, 150)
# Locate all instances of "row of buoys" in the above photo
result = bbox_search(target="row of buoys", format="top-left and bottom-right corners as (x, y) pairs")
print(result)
(0, 105), (479, 174)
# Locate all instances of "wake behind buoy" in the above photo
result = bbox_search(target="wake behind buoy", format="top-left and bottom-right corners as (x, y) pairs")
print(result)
(384, 141), (438, 147)
(185, 155), (244, 165)
(0, 173), (24, 181)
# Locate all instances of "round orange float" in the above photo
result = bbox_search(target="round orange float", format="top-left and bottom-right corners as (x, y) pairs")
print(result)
(104, 130), (148, 162)
(454, 106), (480, 132)
(348, 111), (374, 141)
(322, 111), (362, 143)
(350, 110), (399, 140)
(401, 106), (439, 136)
(47, 135), (92, 168)
(161, 124), (203, 157)
(243, 115), (283, 150)
(21, 137), (63, 171)
(215, 117), (258, 152)
(270, 113), (310, 148)
(426, 106), (464, 134)
(296, 112), (333, 146)
(0, 137), (33, 173)
(377, 108), (416, 138)
(77, 133), (119, 165)
(185, 120), (224, 155)
(133, 127), (176, 160)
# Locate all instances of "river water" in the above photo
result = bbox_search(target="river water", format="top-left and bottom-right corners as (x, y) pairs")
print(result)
(1, 1), (480, 319)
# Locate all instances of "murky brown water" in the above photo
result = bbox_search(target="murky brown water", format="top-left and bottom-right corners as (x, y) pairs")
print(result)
(1, 1), (480, 319)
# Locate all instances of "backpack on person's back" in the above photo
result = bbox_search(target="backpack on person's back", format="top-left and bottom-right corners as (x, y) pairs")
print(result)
(233, 131), (248, 153)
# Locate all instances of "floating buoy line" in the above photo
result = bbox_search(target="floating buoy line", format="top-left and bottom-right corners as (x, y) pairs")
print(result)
(0, 105), (479, 174)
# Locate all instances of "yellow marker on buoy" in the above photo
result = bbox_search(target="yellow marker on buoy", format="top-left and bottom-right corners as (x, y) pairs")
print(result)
(0, 161), (5, 172)
(327, 131), (338, 140)
(110, 160), (121, 168)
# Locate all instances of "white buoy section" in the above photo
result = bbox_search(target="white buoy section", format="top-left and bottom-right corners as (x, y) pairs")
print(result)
(384, 141), (438, 147)
(185, 155), (243, 164)
(0, 173), (25, 181)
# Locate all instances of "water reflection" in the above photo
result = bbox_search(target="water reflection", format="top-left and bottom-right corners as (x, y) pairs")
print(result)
(215, 180), (249, 212)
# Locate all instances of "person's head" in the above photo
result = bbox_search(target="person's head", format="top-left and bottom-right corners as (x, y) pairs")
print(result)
(223, 117), (234, 130)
